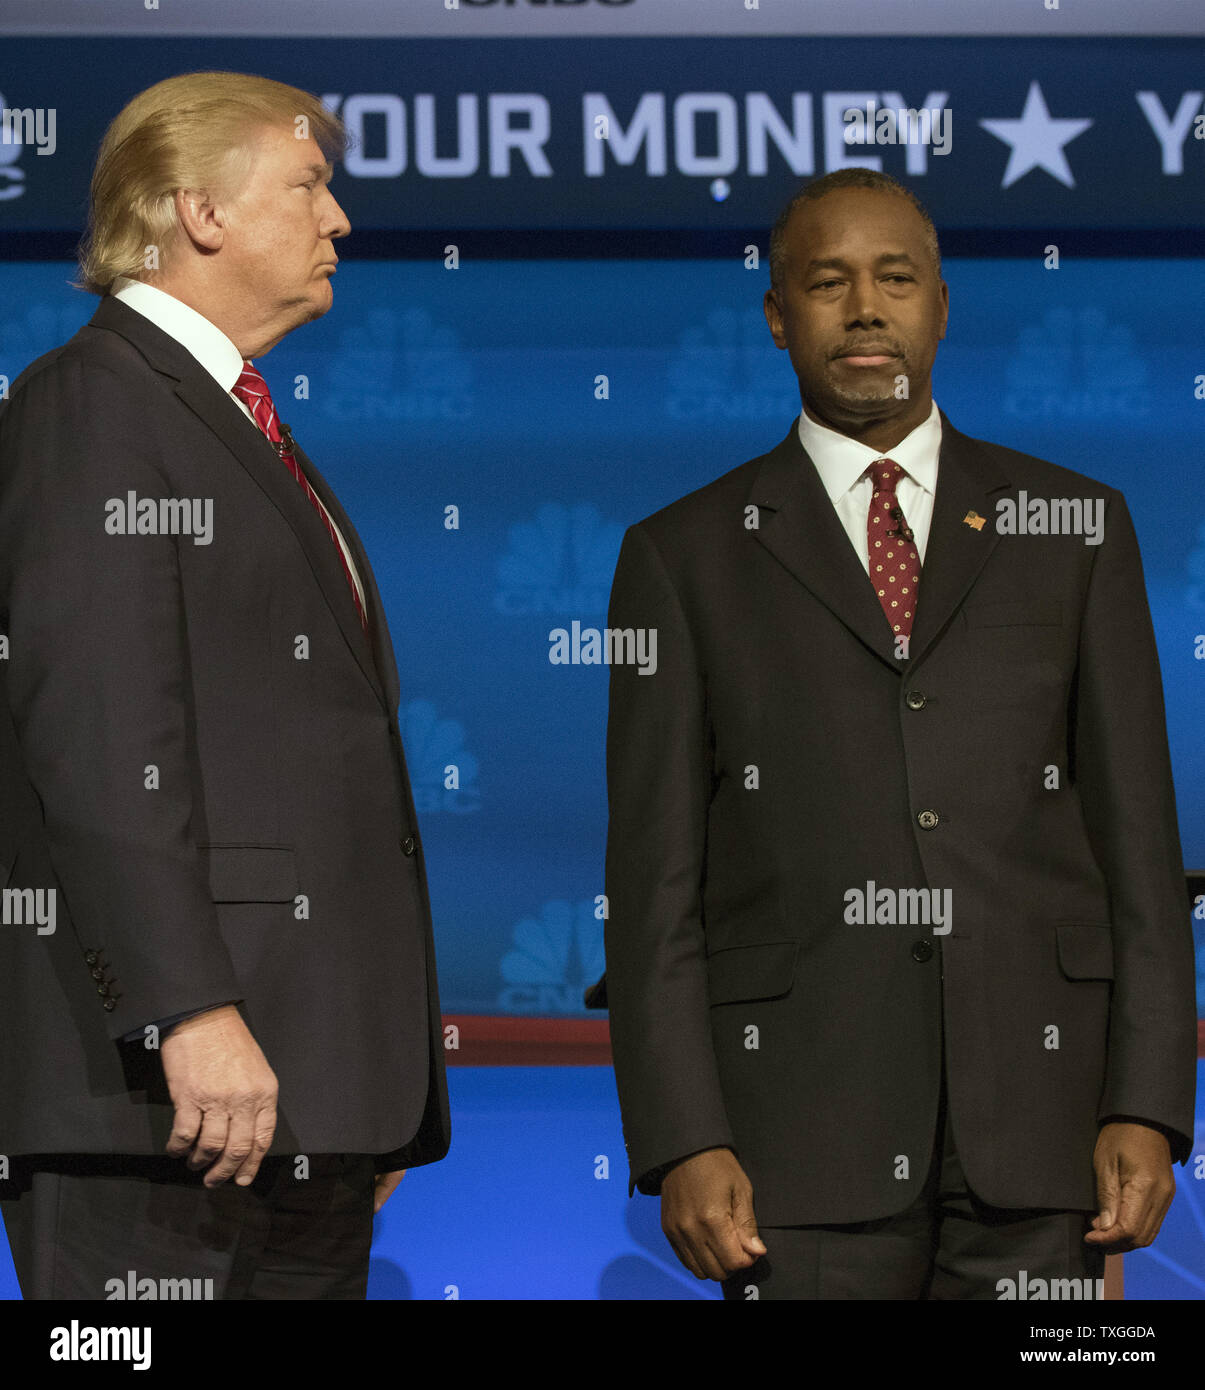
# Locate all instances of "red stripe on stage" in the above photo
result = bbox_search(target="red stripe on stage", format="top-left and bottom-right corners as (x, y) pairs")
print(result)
(440, 1016), (1205, 1066)
(441, 1015), (612, 1066)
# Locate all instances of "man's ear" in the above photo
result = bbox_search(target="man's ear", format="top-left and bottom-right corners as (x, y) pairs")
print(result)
(175, 186), (225, 253)
(764, 288), (787, 349)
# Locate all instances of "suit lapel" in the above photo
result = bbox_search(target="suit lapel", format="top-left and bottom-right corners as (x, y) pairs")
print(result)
(907, 413), (1010, 667)
(89, 297), (388, 711)
(750, 424), (901, 668)
(749, 413), (1011, 673)
(289, 438), (401, 718)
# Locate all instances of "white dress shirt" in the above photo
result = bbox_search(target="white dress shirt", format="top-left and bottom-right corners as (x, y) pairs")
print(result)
(110, 276), (367, 617)
(796, 399), (942, 573)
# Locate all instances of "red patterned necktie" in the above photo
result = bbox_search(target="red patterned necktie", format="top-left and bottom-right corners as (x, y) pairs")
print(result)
(866, 458), (921, 641)
(231, 361), (368, 631)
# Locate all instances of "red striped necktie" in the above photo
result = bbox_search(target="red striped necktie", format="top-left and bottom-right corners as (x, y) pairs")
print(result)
(231, 361), (368, 631)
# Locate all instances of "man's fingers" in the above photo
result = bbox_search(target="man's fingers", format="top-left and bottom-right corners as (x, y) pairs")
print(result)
(1091, 1125), (1177, 1252)
(680, 1225), (730, 1281)
(201, 1106), (258, 1187)
(187, 1110), (230, 1176)
(1086, 1180), (1172, 1250)
(692, 1213), (755, 1280)
(164, 1101), (203, 1158)
(660, 1150), (762, 1282)
(665, 1231), (708, 1280)
(1085, 1221), (1130, 1249)
(157, 1010), (280, 1187)
(234, 1103), (277, 1187)
(169, 1097), (276, 1188)
(663, 1217), (727, 1280)
(1085, 1190), (1137, 1248)
(732, 1190), (766, 1256)
(372, 1169), (406, 1214)
(707, 1223), (756, 1279)
(1119, 1180), (1172, 1249)
(695, 1228), (737, 1281)
(1094, 1171), (1119, 1229)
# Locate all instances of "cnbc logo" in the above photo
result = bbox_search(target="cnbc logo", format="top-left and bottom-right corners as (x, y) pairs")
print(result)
(399, 698), (481, 814)
(665, 307), (796, 422)
(494, 502), (623, 616)
(1004, 307), (1151, 421)
(322, 305), (473, 424)
(497, 898), (606, 1014)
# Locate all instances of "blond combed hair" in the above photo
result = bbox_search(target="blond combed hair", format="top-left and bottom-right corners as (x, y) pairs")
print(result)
(75, 71), (348, 295)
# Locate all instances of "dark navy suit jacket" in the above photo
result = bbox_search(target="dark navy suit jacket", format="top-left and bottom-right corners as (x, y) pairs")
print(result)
(605, 416), (1195, 1224)
(0, 295), (449, 1169)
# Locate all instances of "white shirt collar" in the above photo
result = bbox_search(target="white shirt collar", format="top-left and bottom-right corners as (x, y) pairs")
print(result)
(797, 399), (942, 502)
(110, 275), (247, 392)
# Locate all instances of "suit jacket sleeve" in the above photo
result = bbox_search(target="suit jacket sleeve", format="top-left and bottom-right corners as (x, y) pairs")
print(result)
(604, 522), (736, 1195)
(1072, 489), (1197, 1163)
(120, 1002), (241, 1044)
(0, 354), (244, 1041)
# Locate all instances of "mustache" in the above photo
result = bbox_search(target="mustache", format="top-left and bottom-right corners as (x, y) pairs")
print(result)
(830, 342), (906, 360)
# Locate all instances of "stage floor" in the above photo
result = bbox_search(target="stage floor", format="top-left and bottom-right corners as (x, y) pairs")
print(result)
(2, 1061), (1201, 1300)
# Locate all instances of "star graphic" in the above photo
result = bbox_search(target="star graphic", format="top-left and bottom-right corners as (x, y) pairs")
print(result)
(979, 81), (1093, 189)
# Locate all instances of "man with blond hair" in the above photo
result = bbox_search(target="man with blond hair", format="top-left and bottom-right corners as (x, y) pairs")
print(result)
(0, 72), (448, 1299)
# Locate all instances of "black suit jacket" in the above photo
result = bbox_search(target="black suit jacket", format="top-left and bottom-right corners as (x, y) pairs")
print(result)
(0, 295), (449, 1168)
(604, 415), (1196, 1226)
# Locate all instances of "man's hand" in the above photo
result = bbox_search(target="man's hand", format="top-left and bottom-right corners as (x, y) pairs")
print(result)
(1084, 1122), (1175, 1252)
(160, 1004), (278, 1189)
(660, 1147), (767, 1281)
(373, 1169), (407, 1214)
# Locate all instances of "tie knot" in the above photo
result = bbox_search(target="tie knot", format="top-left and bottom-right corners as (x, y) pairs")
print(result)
(231, 361), (281, 442)
(233, 360), (269, 398)
(869, 458), (903, 493)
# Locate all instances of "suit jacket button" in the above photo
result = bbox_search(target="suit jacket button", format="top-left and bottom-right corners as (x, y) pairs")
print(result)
(90, 966), (105, 981)
(401, 835), (416, 856)
(84, 950), (99, 966)
(905, 690), (926, 710)
(103, 998), (116, 1011)
(911, 940), (934, 962)
(96, 982), (109, 996)
(917, 809), (939, 830)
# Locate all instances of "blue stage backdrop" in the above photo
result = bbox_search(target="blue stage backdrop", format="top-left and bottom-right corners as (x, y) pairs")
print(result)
(1, 253), (1203, 1299)
(6, 257), (1202, 1021)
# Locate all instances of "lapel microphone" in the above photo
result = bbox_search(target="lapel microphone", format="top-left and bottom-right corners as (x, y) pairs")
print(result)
(887, 505), (915, 544)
